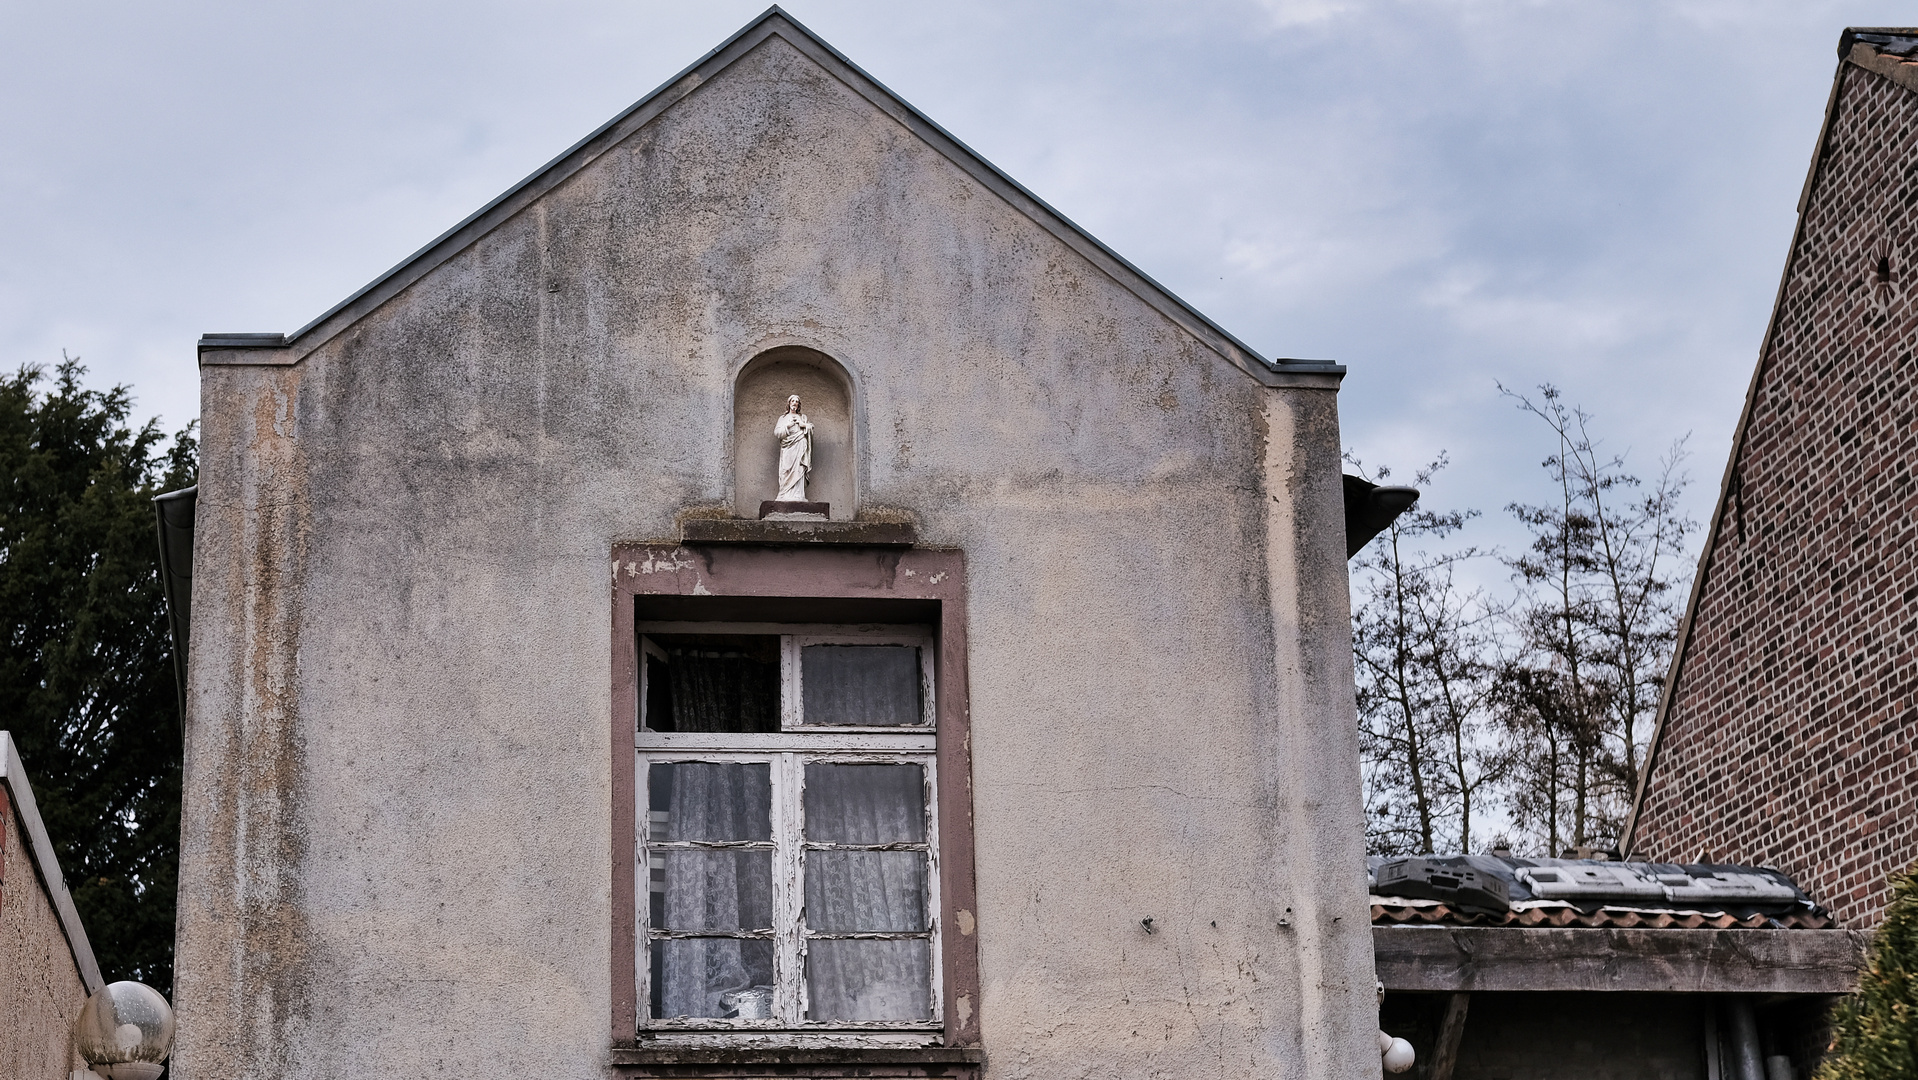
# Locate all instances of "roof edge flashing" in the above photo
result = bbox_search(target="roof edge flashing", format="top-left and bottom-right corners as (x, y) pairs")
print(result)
(1842, 28), (1918, 98)
(190, 5), (1316, 386)
(0, 732), (105, 992)
(1840, 26), (1918, 60)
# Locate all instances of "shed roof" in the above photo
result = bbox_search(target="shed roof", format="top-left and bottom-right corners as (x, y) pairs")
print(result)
(198, 7), (1339, 389)
(1367, 855), (1835, 930)
(1372, 854), (1859, 995)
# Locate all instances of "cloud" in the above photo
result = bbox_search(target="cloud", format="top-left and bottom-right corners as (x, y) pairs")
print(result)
(1253, 0), (1354, 28)
(0, 0), (1907, 545)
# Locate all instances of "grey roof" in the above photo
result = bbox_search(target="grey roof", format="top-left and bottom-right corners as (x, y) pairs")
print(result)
(1840, 27), (1918, 59)
(1, 732), (105, 992)
(1366, 854), (1833, 930)
(199, 6), (1338, 388)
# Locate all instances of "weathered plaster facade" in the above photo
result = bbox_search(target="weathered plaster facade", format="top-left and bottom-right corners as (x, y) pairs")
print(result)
(1, 734), (100, 1079)
(178, 12), (1374, 1078)
(1, 797), (87, 1078)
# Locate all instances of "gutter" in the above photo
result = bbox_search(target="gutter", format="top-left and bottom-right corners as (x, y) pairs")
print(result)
(1343, 475), (1420, 558)
(153, 486), (197, 721)
(0, 731), (105, 993)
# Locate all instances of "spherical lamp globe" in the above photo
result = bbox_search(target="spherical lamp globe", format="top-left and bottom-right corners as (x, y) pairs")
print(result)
(73, 981), (175, 1080)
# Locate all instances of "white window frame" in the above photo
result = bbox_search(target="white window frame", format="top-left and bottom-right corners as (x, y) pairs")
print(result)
(635, 622), (942, 1038)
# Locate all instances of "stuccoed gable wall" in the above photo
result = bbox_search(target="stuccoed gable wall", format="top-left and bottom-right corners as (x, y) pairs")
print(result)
(178, 24), (1373, 1080)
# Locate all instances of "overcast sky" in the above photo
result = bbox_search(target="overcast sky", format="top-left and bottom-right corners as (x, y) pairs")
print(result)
(3, 0), (1910, 558)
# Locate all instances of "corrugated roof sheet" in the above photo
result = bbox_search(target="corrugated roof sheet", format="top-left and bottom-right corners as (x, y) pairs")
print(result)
(1366, 854), (1836, 930)
(1371, 896), (1834, 930)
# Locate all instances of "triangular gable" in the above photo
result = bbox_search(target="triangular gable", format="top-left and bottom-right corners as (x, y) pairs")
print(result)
(1622, 29), (1918, 850)
(199, 7), (1338, 388)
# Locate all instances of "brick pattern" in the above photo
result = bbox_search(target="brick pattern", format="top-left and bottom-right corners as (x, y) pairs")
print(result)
(1634, 59), (1918, 928)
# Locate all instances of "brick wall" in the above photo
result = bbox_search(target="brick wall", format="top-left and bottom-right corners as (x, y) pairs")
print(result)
(1632, 56), (1918, 928)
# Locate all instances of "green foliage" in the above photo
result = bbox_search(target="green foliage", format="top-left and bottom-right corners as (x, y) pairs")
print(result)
(1819, 864), (1918, 1080)
(0, 357), (195, 994)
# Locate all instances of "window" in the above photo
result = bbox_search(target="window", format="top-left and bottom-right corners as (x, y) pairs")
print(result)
(610, 544), (980, 1064)
(637, 623), (940, 1032)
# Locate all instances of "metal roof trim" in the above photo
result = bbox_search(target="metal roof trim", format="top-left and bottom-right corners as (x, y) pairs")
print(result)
(1839, 27), (1918, 60)
(0, 732), (105, 992)
(198, 6), (1332, 388)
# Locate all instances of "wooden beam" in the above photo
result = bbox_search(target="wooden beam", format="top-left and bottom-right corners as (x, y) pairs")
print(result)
(1426, 992), (1470, 1080)
(1374, 927), (1868, 994)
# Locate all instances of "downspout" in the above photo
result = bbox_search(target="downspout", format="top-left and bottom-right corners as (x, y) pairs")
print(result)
(1726, 999), (1764, 1080)
(152, 486), (196, 719)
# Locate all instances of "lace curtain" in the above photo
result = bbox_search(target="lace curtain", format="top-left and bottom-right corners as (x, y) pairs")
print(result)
(652, 762), (929, 1021)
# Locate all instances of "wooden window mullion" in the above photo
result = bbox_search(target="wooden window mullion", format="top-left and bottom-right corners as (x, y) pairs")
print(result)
(773, 752), (806, 1025)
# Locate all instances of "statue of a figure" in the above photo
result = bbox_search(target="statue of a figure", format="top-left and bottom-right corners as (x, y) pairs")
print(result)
(774, 395), (813, 502)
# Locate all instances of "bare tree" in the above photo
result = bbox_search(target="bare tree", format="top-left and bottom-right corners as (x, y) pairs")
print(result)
(1497, 385), (1693, 853)
(1350, 455), (1509, 855)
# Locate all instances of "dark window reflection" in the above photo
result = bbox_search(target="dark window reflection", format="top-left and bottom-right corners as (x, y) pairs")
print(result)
(643, 634), (780, 732)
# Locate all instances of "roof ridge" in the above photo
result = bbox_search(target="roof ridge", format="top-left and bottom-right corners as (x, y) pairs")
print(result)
(199, 6), (1336, 387)
(1841, 27), (1918, 96)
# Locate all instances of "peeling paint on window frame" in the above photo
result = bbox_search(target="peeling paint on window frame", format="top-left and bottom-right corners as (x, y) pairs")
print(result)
(610, 544), (981, 1057)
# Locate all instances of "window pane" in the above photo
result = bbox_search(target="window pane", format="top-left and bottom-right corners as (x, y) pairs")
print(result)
(654, 850), (774, 931)
(643, 653), (674, 732)
(652, 938), (775, 1019)
(801, 645), (923, 725)
(646, 634), (779, 732)
(804, 763), (926, 844)
(805, 939), (930, 1022)
(648, 762), (772, 842)
(806, 850), (927, 932)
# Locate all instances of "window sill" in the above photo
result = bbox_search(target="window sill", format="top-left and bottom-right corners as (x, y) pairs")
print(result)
(609, 1044), (984, 1076)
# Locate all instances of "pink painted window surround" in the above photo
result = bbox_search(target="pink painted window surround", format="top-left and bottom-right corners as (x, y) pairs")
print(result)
(609, 544), (981, 1066)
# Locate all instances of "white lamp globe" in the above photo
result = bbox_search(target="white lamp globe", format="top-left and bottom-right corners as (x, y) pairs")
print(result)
(1382, 1036), (1416, 1073)
(73, 981), (175, 1080)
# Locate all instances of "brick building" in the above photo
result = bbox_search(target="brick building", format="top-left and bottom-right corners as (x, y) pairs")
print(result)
(1625, 27), (1918, 928)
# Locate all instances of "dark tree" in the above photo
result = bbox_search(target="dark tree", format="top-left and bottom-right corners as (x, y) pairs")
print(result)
(0, 357), (195, 993)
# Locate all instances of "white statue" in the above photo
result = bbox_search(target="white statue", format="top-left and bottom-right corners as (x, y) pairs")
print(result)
(774, 395), (813, 502)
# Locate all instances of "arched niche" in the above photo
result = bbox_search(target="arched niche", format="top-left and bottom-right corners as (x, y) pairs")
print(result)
(733, 347), (856, 520)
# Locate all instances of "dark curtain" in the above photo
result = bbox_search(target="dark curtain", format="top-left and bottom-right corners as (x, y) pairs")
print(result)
(666, 647), (778, 732)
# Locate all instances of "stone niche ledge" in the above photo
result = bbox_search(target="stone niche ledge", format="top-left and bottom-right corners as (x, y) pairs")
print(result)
(680, 518), (917, 546)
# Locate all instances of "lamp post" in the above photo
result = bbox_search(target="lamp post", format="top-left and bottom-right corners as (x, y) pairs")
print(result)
(72, 981), (175, 1080)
